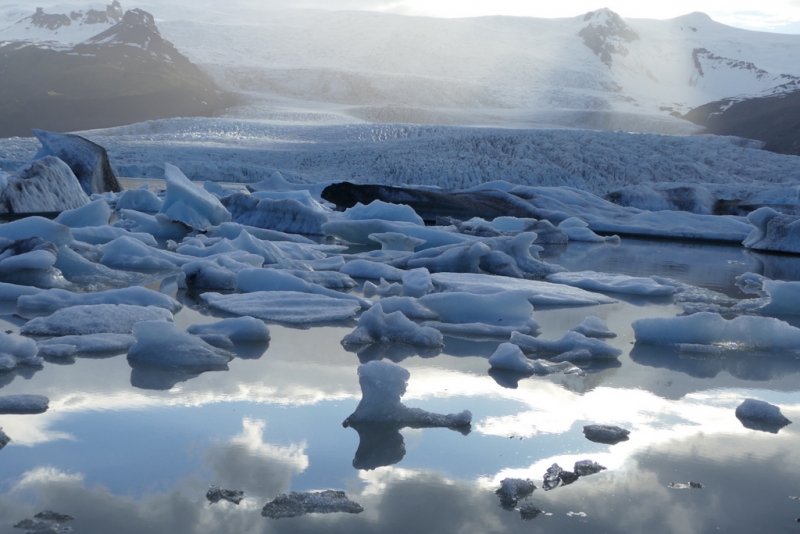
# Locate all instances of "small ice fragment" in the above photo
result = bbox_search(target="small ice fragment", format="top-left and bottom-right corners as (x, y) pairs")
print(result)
(200, 291), (361, 324)
(206, 485), (244, 505)
(187, 317), (271, 343)
(571, 316), (617, 338)
(574, 460), (607, 477)
(0, 395), (49, 414)
(543, 464), (563, 491)
(0, 428), (10, 450)
(21, 304), (173, 336)
(37, 344), (77, 358)
(519, 503), (543, 521)
(128, 321), (233, 370)
(496, 478), (537, 507)
(33, 512), (74, 523)
(261, 490), (364, 519)
(668, 482), (704, 489)
(735, 398), (792, 433)
(583, 424), (630, 444)
(511, 331), (621, 360)
(567, 511), (588, 517)
(368, 232), (426, 251)
(489, 343), (535, 373)
(559, 470), (579, 486)
(341, 305), (443, 348)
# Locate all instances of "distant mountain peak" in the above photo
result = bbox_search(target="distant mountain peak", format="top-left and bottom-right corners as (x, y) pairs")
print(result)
(83, 8), (171, 59)
(579, 8), (638, 66)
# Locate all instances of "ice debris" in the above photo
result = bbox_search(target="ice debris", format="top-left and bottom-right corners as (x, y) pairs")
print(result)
(368, 231), (426, 251)
(559, 217), (620, 243)
(519, 503), (544, 521)
(0, 395), (49, 414)
(342, 361), (471, 428)
(495, 478), (537, 508)
(342, 304), (443, 348)
(571, 316), (617, 338)
(21, 304), (173, 336)
(0, 428), (9, 450)
(668, 482), (704, 489)
(583, 424), (630, 444)
(128, 321), (233, 371)
(363, 278), (402, 298)
(116, 187), (163, 212)
(735, 398), (792, 433)
(236, 268), (370, 308)
(0, 157), (88, 215)
(547, 271), (675, 296)
(201, 291), (361, 324)
(742, 207), (800, 254)
(206, 485), (244, 505)
(510, 331), (621, 360)
(223, 194), (327, 235)
(0, 332), (42, 372)
(340, 259), (406, 281)
(543, 463), (578, 490)
(261, 490), (364, 519)
(489, 343), (585, 375)
(574, 460), (607, 476)
(54, 199), (110, 228)
(160, 163), (231, 230)
(419, 290), (539, 335)
(344, 200), (424, 226)
(734, 273), (800, 316)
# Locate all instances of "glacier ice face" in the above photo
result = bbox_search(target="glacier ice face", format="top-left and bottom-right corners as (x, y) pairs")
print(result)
(128, 320), (233, 370)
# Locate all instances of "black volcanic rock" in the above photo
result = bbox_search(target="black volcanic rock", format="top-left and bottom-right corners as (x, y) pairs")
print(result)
(684, 89), (800, 156)
(0, 8), (235, 138)
(321, 182), (540, 222)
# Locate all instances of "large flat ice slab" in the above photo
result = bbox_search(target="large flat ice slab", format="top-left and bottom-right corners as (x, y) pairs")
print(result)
(200, 291), (361, 324)
(21, 304), (173, 336)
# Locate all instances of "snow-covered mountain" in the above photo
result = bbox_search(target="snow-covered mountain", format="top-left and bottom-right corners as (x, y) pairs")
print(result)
(2, 3), (799, 150)
(0, 2), (233, 138)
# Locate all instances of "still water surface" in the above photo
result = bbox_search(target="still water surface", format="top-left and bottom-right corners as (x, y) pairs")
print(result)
(0, 239), (798, 533)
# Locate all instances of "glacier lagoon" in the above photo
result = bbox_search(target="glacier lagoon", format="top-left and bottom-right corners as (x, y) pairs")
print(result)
(0, 235), (798, 533)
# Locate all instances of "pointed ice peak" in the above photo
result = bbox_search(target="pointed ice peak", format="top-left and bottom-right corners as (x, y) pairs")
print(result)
(579, 7), (638, 66)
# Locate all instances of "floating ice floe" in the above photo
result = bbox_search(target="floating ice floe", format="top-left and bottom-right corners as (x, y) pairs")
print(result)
(235, 268), (371, 308)
(343, 200), (424, 226)
(187, 317), (271, 343)
(181, 260), (237, 290)
(128, 320), (233, 370)
(558, 217), (620, 243)
(520, 504), (545, 521)
(0, 238), (58, 277)
(53, 199), (110, 228)
(340, 259), (406, 281)
(0, 282), (42, 301)
(71, 225), (157, 246)
(207, 486), (244, 505)
(401, 268), (433, 298)
(547, 271), (675, 297)
(18, 286), (182, 314)
(116, 187), (164, 212)
(201, 291), (362, 324)
(420, 290), (539, 337)
(495, 478), (537, 507)
(574, 460), (607, 476)
(571, 316), (617, 338)
(430, 272), (616, 306)
(510, 331), (622, 360)
(0, 156), (88, 215)
(543, 463), (578, 491)
(251, 190), (327, 213)
(0, 394), (49, 414)
(54, 245), (146, 287)
(733, 273), (800, 316)
(284, 269), (356, 289)
(632, 312), (800, 349)
(21, 304), (173, 336)
(341, 304), (443, 348)
(583, 424), (630, 444)
(98, 236), (196, 271)
(223, 193), (327, 235)
(488, 343), (584, 375)
(261, 490), (364, 519)
(177, 230), (288, 265)
(0, 217), (73, 246)
(342, 360), (471, 428)
(742, 207), (800, 254)
(160, 163), (231, 230)
(735, 398), (792, 433)
(368, 232), (426, 251)
(37, 333), (136, 355)
(369, 296), (439, 320)
(115, 209), (191, 241)
(206, 221), (316, 244)
(323, 219), (472, 249)
(0, 333), (42, 372)
(33, 129), (122, 195)
(363, 278), (402, 298)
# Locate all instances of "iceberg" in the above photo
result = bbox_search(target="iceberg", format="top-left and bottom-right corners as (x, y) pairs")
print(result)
(235, 268), (371, 308)
(21, 304), (173, 336)
(495, 478), (536, 508)
(742, 207), (800, 254)
(160, 163), (231, 230)
(419, 290), (538, 332)
(342, 361), (471, 428)
(0, 217), (73, 246)
(583, 424), (630, 444)
(340, 259), (406, 281)
(222, 193), (327, 235)
(0, 157), (88, 214)
(37, 333), (135, 355)
(402, 268), (433, 297)
(323, 219), (472, 249)
(128, 320), (233, 370)
(53, 199), (110, 228)
(488, 343), (584, 375)
(574, 460), (607, 476)
(32, 129), (121, 195)
(116, 188), (164, 212)
(571, 316), (617, 338)
(341, 304), (443, 348)
(368, 232), (426, 251)
(0, 332), (42, 371)
(547, 271), (675, 296)
(187, 317), (271, 342)
(201, 291), (361, 324)
(510, 331), (622, 360)
(0, 394), (49, 414)
(343, 200), (424, 226)
(735, 398), (792, 433)
(559, 217), (620, 243)
(261, 490), (363, 519)
(18, 286), (182, 314)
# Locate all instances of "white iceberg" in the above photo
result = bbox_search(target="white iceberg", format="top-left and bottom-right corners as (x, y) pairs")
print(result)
(18, 287), (181, 314)
(223, 194), (327, 235)
(0, 217), (73, 246)
(488, 343), (583, 375)
(235, 268), (370, 308)
(128, 320), (233, 370)
(742, 207), (800, 254)
(368, 232), (426, 252)
(160, 163), (231, 230)
(201, 291), (361, 324)
(342, 304), (443, 347)
(21, 304), (173, 336)
(72, 226), (157, 246)
(571, 316), (617, 338)
(343, 200), (424, 225)
(400, 268), (434, 298)
(0, 282), (43, 301)
(0, 157), (88, 214)
(323, 219), (472, 249)
(0, 333), (42, 371)
(419, 290), (539, 334)
(558, 217), (620, 243)
(510, 331), (622, 360)
(547, 271), (676, 297)
(342, 360), (471, 428)
(116, 188), (164, 212)
(53, 199), (110, 228)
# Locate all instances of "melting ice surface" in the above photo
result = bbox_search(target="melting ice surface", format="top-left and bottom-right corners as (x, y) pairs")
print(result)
(0, 182), (800, 533)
